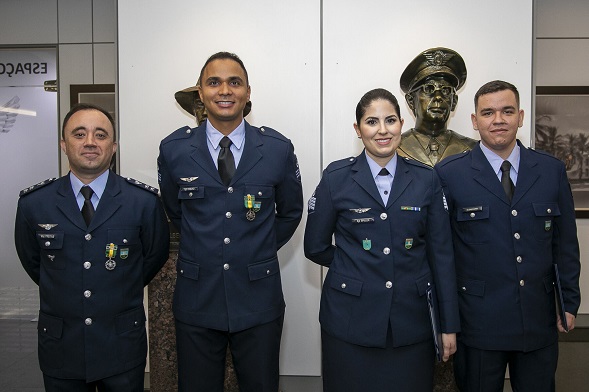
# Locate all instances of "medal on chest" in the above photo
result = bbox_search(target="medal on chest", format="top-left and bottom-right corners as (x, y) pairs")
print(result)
(105, 243), (117, 270)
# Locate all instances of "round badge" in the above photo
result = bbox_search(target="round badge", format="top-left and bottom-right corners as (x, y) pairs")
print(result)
(105, 259), (116, 271)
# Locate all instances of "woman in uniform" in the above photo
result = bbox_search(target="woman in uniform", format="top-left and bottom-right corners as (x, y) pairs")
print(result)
(304, 88), (459, 392)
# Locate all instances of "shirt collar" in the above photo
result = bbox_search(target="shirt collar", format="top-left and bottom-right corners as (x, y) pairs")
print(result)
(69, 170), (109, 199)
(480, 142), (520, 175)
(206, 119), (246, 150)
(365, 151), (397, 179)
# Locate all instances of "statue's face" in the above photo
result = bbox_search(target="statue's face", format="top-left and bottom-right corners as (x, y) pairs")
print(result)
(409, 76), (456, 125)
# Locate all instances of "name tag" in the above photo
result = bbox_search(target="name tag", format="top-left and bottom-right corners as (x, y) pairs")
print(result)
(352, 217), (374, 223)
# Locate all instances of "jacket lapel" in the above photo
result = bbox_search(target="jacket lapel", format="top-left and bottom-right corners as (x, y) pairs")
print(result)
(87, 171), (122, 231)
(56, 176), (87, 231)
(386, 157), (412, 208)
(352, 152), (385, 207)
(189, 123), (222, 183)
(471, 145), (510, 204)
(231, 121), (262, 185)
(511, 141), (540, 206)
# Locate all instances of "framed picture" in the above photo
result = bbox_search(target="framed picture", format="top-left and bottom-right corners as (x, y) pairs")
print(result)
(70, 84), (117, 172)
(535, 86), (589, 218)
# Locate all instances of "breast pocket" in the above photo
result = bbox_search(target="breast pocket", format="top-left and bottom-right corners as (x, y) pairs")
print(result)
(455, 206), (489, 244)
(107, 228), (141, 267)
(36, 231), (65, 269)
(178, 186), (205, 200)
(532, 202), (560, 242)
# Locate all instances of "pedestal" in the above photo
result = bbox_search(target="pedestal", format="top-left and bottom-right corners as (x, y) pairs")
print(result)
(433, 358), (459, 391)
(148, 250), (239, 392)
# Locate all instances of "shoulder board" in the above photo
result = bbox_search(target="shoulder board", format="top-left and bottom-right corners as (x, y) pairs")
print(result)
(19, 178), (58, 197)
(435, 150), (470, 168)
(257, 125), (289, 142)
(161, 126), (195, 145)
(326, 157), (356, 173)
(401, 157), (432, 170)
(125, 177), (159, 194)
(530, 147), (562, 162)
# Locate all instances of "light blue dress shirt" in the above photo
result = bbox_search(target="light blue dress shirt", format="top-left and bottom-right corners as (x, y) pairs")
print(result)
(366, 152), (397, 205)
(480, 142), (520, 186)
(206, 119), (246, 168)
(70, 170), (109, 211)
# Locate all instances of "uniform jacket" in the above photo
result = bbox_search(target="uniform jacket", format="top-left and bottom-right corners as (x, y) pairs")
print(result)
(14, 171), (170, 381)
(435, 141), (581, 351)
(304, 152), (460, 348)
(157, 121), (303, 332)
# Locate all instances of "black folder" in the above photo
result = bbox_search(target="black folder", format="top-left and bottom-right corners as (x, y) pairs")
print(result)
(426, 285), (443, 361)
(553, 264), (569, 332)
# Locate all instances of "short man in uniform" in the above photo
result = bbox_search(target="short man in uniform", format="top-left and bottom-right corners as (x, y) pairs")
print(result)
(398, 47), (477, 167)
(14, 103), (170, 391)
(157, 51), (303, 392)
(435, 80), (581, 391)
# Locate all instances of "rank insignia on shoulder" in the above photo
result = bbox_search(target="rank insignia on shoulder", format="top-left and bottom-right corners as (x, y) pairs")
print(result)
(126, 177), (159, 194)
(19, 178), (58, 197)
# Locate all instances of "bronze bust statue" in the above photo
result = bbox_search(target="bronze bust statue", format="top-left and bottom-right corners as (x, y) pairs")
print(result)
(398, 47), (477, 167)
(175, 78), (252, 125)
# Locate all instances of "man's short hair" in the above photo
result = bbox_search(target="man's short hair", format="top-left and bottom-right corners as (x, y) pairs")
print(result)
(199, 52), (249, 86)
(474, 80), (520, 110)
(62, 103), (116, 141)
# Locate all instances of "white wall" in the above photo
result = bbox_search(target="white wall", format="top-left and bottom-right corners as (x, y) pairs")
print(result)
(118, 0), (533, 375)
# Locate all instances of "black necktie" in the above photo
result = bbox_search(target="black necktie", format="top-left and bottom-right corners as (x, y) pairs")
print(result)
(218, 136), (235, 186)
(80, 186), (95, 226)
(500, 160), (515, 202)
(378, 168), (390, 176)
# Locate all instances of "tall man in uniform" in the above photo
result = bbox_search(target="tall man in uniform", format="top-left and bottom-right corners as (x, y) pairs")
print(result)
(14, 103), (170, 391)
(435, 80), (581, 391)
(398, 47), (477, 167)
(157, 52), (303, 392)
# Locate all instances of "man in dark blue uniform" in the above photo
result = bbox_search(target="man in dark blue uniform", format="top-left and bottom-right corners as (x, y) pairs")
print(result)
(157, 52), (303, 392)
(435, 80), (581, 392)
(14, 103), (170, 392)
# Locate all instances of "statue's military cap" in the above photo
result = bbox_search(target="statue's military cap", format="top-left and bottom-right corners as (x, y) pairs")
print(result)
(400, 47), (467, 93)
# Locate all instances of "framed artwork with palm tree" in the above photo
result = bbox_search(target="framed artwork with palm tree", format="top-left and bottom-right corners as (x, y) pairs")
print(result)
(535, 86), (589, 218)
